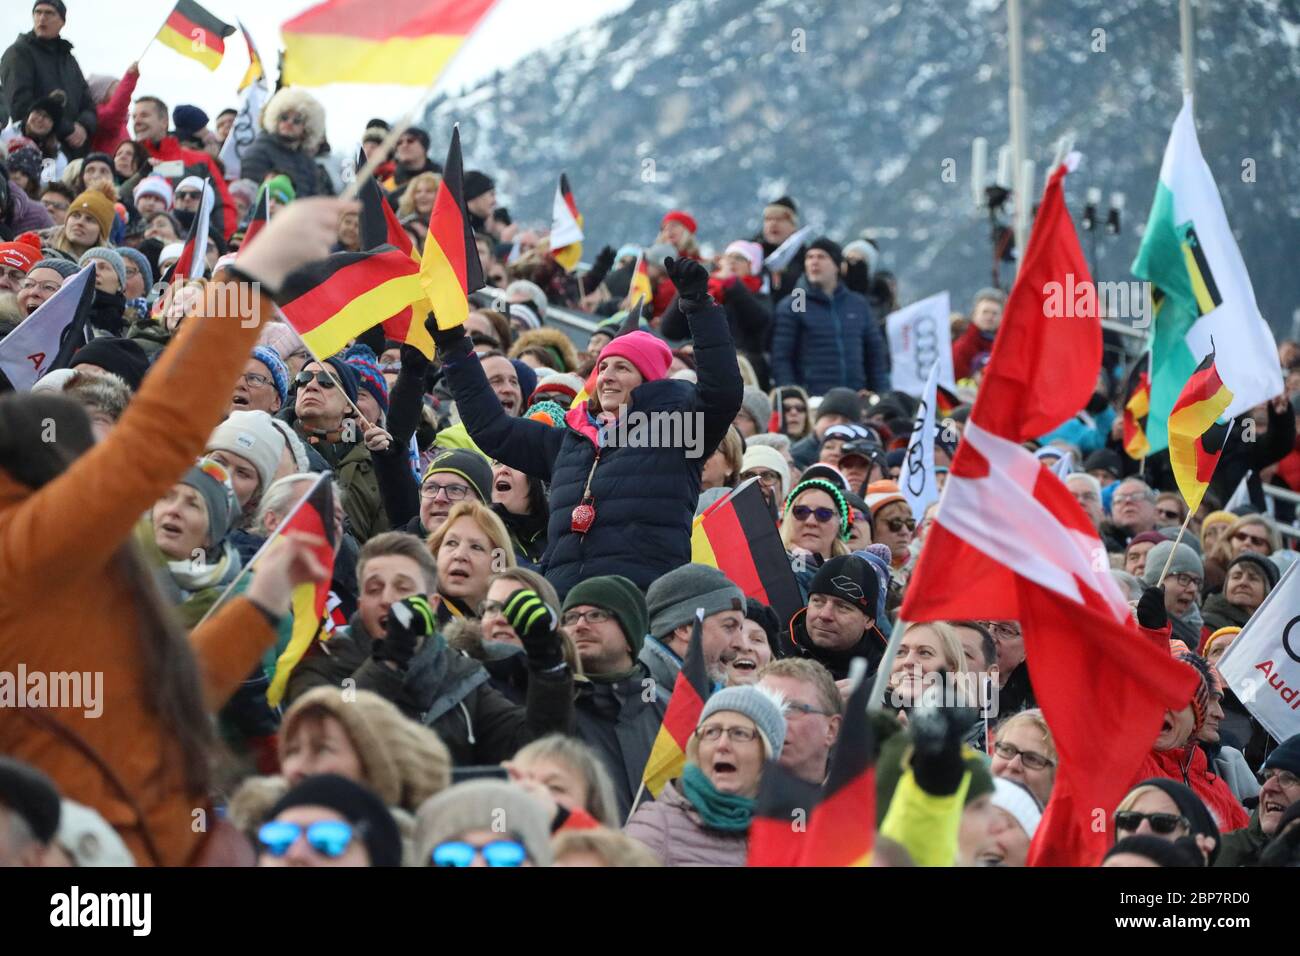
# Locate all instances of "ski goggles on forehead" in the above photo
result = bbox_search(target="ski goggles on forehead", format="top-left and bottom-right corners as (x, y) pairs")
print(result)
(431, 839), (527, 867)
(258, 819), (360, 858)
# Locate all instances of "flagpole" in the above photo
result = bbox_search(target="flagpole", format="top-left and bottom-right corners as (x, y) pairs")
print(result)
(868, 615), (907, 712)
(1180, 0), (1195, 98)
(1154, 416), (1234, 587)
(624, 780), (647, 826)
(136, 4), (173, 64)
(1006, 0), (1029, 271)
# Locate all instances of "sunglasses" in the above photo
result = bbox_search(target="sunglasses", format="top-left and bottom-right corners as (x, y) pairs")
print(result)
(258, 819), (358, 858)
(884, 517), (917, 533)
(792, 505), (836, 523)
(1155, 507), (1182, 521)
(1113, 811), (1187, 836)
(175, 190), (203, 201)
(295, 370), (338, 390)
(432, 839), (527, 867)
(1233, 531), (1270, 548)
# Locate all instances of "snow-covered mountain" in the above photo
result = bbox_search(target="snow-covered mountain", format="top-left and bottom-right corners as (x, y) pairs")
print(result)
(424, 0), (1300, 333)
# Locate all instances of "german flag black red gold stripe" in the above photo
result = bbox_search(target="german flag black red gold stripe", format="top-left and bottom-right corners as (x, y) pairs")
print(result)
(421, 127), (486, 331)
(746, 762), (821, 867)
(156, 0), (235, 71)
(1168, 348), (1234, 513)
(551, 173), (584, 272)
(279, 247), (426, 359)
(1122, 357), (1152, 460)
(799, 665), (876, 866)
(692, 478), (803, 626)
(640, 616), (711, 798)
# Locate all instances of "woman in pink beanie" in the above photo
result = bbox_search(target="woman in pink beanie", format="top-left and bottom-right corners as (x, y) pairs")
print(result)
(429, 256), (743, 597)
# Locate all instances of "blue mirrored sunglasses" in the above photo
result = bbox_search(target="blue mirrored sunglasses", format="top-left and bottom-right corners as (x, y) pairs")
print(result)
(258, 819), (356, 858)
(431, 839), (527, 867)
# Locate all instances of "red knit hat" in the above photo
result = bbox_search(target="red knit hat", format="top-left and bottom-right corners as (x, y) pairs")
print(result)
(0, 233), (43, 273)
(598, 331), (673, 383)
(661, 209), (697, 234)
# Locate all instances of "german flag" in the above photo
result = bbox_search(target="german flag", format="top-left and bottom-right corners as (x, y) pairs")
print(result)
(628, 251), (653, 310)
(155, 0), (236, 72)
(236, 19), (264, 92)
(1168, 347), (1234, 513)
(282, 0), (497, 87)
(421, 127), (486, 331)
(164, 177), (214, 283)
(358, 148), (435, 358)
(238, 183), (269, 250)
(265, 474), (338, 706)
(551, 173), (584, 272)
(936, 383), (960, 417)
(799, 662), (876, 866)
(641, 615), (711, 798)
(279, 247), (427, 359)
(1122, 357), (1152, 460)
(692, 478), (803, 626)
(746, 761), (821, 867)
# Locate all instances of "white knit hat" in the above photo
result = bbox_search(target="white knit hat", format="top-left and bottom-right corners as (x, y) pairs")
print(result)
(991, 777), (1042, 839)
(132, 175), (173, 209)
(742, 444), (790, 500)
(206, 410), (287, 497)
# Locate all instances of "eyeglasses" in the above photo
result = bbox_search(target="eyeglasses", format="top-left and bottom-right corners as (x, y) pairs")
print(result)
(258, 819), (358, 858)
(1233, 531), (1270, 548)
(979, 621), (1022, 642)
(695, 724), (758, 744)
(19, 278), (62, 295)
(884, 517), (917, 533)
(785, 702), (833, 718)
(1259, 768), (1300, 789)
(792, 505), (836, 523)
(240, 371), (272, 389)
(1112, 492), (1154, 505)
(419, 481), (471, 501)
(295, 370), (338, 389)
(561, 607), (611, 628)
(42, 198), (69, 212)
(432, 839), (527, 867)
(992, 740), (1056, 771)
(1113, 810), (1188, 836)
(1, 266), (27, 285)
(741, 470), (782, 488)
(1155, 507), (1183, 521)
(1169, 572), (1202, 589)
(279, 112), (306, 126)
(175, 190), (202, 201)
(782, 403), (806, 414)
(478, 599), (505, 618)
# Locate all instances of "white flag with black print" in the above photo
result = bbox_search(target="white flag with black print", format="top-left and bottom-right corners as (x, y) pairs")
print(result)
(0, 265), (95, 390)
(886, 291), (956, 399)
(1216, 559), (1300, 744)
(901, 357), (940, 522)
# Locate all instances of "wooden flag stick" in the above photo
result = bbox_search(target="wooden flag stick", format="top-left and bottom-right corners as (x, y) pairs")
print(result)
(868, 615), (907, 711)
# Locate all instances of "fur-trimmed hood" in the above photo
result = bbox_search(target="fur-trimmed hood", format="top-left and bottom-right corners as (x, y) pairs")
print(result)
(509, 326), (579, 374)
(260, 88), (326, 154)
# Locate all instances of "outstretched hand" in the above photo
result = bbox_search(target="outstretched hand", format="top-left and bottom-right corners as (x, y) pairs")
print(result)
(238, 197), (360, 292)
(663, 255), (711, 303)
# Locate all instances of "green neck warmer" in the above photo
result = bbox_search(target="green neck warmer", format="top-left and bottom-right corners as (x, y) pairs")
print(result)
(680, 763), (755, 833)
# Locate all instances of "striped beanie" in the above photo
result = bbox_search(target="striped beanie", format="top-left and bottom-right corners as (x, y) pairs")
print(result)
(343, 345), (389, 415)
(250, 345), (289, 405)
(783, 477), (851, 540)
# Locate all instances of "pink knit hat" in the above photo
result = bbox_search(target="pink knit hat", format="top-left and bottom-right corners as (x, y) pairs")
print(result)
(598, 331), (673, 383)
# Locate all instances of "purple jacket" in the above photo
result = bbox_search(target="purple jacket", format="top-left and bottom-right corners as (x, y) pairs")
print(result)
(7, 185), (53, 233)
(623, 780), (748, 866)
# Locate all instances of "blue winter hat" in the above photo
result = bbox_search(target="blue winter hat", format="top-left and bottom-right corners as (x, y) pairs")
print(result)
(250, 345), (289, 405)
(343, 344), (390, 415)
(172, 104), (209, 141)
(510, 359), (537, 413)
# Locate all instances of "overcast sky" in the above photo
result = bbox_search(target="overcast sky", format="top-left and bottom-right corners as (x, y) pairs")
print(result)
(2, 0), (631, 148)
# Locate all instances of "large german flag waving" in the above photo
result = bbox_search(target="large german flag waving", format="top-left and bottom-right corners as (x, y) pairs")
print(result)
(1168, 346), (1235, 513)
(280, 247), (427, 359)
(357, 148), (435, 357)
(1122, 355), (1152, 460)
(799, 660), (876, 866)
(640, 614), (712, 799)
(155, 0), (235, 71)
(421, 126), (486, 331)
(746, 761), (821, 867)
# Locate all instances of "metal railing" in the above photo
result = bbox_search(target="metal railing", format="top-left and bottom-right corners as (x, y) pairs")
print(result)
(1262, 485), (1300, 542)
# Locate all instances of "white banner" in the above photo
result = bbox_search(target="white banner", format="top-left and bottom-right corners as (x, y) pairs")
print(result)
(1216, 560), (1300, 745)
(0, 265), (94, 390)
(901, 358), (940, 522)
(218, 77), (269, 182)
(886, 291), (955, 400)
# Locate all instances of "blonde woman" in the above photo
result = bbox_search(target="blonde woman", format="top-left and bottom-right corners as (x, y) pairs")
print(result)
(506, 733), (620, 828)
(781, 477), (851, 565)
(396, 170), (441, 221)
(886, 622), (970, 710)
(701, 424), (744, 490)
(990, 708), (1057, 805)
(426, 499), (515, 624)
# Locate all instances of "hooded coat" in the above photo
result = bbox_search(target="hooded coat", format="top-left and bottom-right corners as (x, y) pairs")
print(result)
(1133, 746), (1250, 834)
(0, 30), (96, 152)
(441, 299), (743, 597)
(239, 89), (327, 199)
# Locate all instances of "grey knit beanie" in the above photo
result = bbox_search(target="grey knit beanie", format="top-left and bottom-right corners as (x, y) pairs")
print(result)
(645, 563), (744, 639)
(739, 386), (771, 432)
(1141, 541), (1203, 586)
(413, 781), (553, 867)
(31, 256), (80, 279)
(78, 247), (126, 292)
(114, 246), (153, 292)
(698, 684), (788, 759)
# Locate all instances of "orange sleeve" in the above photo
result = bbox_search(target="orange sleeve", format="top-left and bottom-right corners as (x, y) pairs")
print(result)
(0, 272), (274, 586)
(189, 596), (279, 712)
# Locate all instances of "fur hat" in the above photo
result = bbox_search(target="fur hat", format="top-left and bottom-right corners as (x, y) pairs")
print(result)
(280, 687), (451, 811)
(510, 327), (577, 374)
(414, 780), (553, 866)
(260, 87), (326, 154)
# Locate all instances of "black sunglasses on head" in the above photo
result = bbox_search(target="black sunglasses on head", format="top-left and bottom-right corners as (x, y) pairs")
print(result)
(295, 370), (338, 389)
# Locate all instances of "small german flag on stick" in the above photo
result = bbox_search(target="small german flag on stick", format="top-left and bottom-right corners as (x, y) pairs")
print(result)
(421, 126), (486, 331)
(150, 0), (236, 71)
(636, 612), (712, 809)
(1167, 345), (1234, 514)
(1122, 355), (1153, 461)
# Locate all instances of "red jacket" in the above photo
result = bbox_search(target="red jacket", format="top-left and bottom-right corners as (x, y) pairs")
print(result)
(1134, 746), (1250, 833)
(89, 69), (138, 155)
(141, 136), (237, 241)
(952, 321), (995, 380)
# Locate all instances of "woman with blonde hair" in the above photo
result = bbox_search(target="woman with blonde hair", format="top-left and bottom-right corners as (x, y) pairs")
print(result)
(553, 828), (662, 866)
(506, 733), (620, 828)
(701, 424), (744, 491)
(990, 708), (1057, 806)
(781, 477), (851, 567)
(426, 499), (515, 623)
(396, 171), (441, 221)
(885, 621), (970, 711)
(1203, 514), (1281, 592)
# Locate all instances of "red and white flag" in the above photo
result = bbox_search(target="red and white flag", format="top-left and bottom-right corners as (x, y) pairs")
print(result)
(900, 158), (1198, 867)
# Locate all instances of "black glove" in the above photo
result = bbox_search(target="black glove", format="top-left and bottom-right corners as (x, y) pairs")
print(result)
(423, 314), (470, 359)
(1136, 585), (1168, 630)
(662, 255), (710, 305)
(908, 705), (979, 797)
(371, 595), (437, 669)
(400, 343), (430, 374)
(593, 245), (615, 275)
(502, 588), (564, 670)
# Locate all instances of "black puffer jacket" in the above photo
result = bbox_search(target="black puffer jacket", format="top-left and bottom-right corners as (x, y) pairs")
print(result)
(239, 132), (322, 199)
(0, 31), (96, 153)
(284, 612), (574, 766)
(573, 664), (668, 821)
(441, 298), (743, 597)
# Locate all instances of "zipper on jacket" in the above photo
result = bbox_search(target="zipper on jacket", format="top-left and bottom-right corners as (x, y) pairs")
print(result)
(459, 700), (476, 745)
(831, 290), (847, 387)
